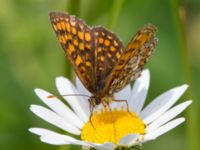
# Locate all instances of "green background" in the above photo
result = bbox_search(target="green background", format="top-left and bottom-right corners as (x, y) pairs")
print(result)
(0, 0), (199, 150)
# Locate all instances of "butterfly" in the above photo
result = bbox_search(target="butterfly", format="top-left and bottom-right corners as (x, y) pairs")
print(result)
(49, 12), (158, 110)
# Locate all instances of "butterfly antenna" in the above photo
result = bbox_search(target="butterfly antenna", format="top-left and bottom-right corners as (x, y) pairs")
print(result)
(47, 94), (91, 99)
(89, 106), (96, 129)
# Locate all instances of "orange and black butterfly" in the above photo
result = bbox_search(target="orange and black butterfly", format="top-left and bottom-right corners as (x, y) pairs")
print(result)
(49, 12), (158, 110)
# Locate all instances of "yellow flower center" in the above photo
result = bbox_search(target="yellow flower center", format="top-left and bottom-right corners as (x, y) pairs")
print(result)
(81, 107), (145, 144)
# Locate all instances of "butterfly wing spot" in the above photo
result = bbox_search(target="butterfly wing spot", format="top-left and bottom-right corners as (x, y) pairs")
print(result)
(98, 37), (104, 44)
(73, 39), (78, 46)
(100, 56), (105, 61)
(53, 24), (58, 31)
(107, 52), (112, 58)
(75, 55), (83, 66)
(70, 18), (76, 26)
(97, 47), (102, 52)
(113, 40), (119, 47)
(104, 39), (110, 46)
(99, 67), (104, 71)
(65, 23), (71, 32)
(71, 27), (77, 35)
(85, 33), (91, 42)
(58, 35), (66, 44)
(95, 31), (99, 36)
(78, 31), (84, 40)
(110, 46), (116, 52)
(65, 18), (69, 22)
(56, 22), (62, 30)
(85, 44), (91, 50)
(101, 32), (105, 36)
(68, 44), (75, 54)
(79, 43), (84, 50)
(66, 34), (72, 40)
(60, 22), (65, 30)
(116, 52), (121, 59)
(108, 35), (112, 39)
(86, 61), (92, 67)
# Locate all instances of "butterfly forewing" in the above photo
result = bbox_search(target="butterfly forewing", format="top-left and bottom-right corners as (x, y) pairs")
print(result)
(101, 24), (158, 95)
(49, 12), (96, 93)
(50, 12), (125, 95)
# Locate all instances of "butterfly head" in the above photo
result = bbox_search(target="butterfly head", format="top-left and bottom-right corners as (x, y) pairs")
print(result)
(89, 95), (101, 107)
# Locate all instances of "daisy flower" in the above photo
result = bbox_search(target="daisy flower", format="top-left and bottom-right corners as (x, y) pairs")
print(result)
(29, 69), (191, 150)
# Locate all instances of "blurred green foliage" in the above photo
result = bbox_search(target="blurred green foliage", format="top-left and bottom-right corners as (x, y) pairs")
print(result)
(0, 0), (200, 150)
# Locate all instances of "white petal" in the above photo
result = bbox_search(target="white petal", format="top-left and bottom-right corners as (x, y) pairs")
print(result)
(140, 84), (188, 124)
(35, 88), (84, 129)
(29, 127), (72, 144)
(41, 134), (90, 146)
(40, 135), (71, 145)
(29, 128), (56, 136)
(76, 77), (90, 96)
(56, 77), (90, 122)
(93, 142), (116, 150)
(143, 118), (185, 142)
(29, 128), (90, 146)
(30, 105), (80, 135)
(119, 134), (140, 146)
(113, 85), (131, 110)
(146, 100), (192, 132)
(129, 69), (150, 113)
(115, 85), (131, 101)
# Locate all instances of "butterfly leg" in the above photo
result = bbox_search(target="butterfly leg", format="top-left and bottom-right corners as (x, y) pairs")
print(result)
(89, 101), (96, 129)
(112, 99), (130, 112)
(112, 99), (135, 119)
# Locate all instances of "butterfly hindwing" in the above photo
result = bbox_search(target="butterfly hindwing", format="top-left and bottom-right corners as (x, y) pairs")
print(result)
(101, 24), (158, 95)
(92, 26), (124, 94)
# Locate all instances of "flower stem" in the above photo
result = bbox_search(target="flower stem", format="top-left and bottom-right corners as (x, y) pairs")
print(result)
(107, 0), (124, 29)
(170, 0), (199, 150)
